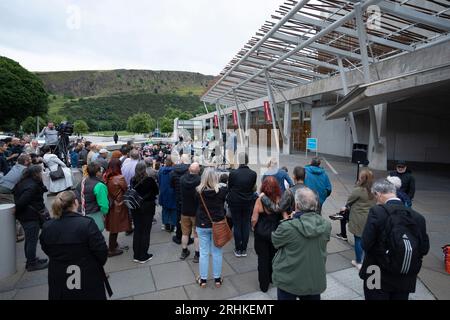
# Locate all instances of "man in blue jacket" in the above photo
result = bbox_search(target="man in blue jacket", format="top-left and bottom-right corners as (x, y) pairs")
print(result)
(304, 157), (332, 214)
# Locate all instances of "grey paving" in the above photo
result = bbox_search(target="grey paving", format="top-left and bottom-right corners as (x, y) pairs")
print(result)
(14, 284), (48, 300)
(0, 153), (445, 300)
(326, 253), (353, 273)
(108, 267), (156, 300)
(223, 250), (258, 274)
(133, 287), (189, 300)
(183, 279), (239, 300)
(227, 271), (261, 295)
(151, 261), (196, 291)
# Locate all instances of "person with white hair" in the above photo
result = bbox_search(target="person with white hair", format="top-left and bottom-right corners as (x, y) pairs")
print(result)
(386, 176), (412, 207)
(359, 178), (429, 300)
(271, 187), (331, 300)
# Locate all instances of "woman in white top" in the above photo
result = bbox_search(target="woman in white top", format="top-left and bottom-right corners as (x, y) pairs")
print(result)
(41, 145), (74, 193)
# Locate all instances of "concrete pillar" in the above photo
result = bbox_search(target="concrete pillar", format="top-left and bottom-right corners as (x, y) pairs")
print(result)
(368, 103), (388, 170)
(223, 115), (228, 132)
(0, 204), (16, 280)
(283, 101), (291, 155)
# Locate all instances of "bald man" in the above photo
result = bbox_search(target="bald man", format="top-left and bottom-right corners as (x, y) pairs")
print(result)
(179, 162), (201, 261)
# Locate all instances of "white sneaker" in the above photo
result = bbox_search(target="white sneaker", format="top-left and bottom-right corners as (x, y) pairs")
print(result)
(351, 260), (362, 270)
(134, 254), (153, 264)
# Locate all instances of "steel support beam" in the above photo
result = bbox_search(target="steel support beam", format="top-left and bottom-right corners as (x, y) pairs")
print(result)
(213, 0), (382, 102)
(233, 89), (245, 147)
(337, 56), (359, 144)
(202, 0), (310, 100)
(291, 13), (414, 52)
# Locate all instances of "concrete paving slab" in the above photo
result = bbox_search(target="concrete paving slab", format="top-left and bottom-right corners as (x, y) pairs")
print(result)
(410, 279), (436, 300)
(104, 247), (150, 273)
(322, 275), (361, 300)
(327, 237), (352, 254)
(14, 284), (48, 300)
(328, 268), (364, 296)
(108, 267), (156, 300)
(151, 261), (196, 291)
(227, 271), (260, 295)
(326, 253), (353, 273)
(0, 266), (25, 292)
(229, 291), (272, 300)
(15, 269), (48, 289)
(0, 290), (17, 300)
(133, 286), (189, 300)
(184, 279), (239, 300)
(417, 267), (450, 300)
(146, 242), (185, 267)
(187, 257), (236, 278)
(223, 249), (258, 274)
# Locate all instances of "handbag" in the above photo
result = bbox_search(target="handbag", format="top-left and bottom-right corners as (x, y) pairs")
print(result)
(50, 165), (65, 181)
(254, 212), (279, 241)
(199, 192), (232, 248)
(123, 179), (145, 210)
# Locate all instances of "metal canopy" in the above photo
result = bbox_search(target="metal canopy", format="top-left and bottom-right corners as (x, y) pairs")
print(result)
(201, 0), (450, 107)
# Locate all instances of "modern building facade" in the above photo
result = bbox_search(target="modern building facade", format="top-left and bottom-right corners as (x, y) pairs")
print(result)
(194, 0), (450, 170)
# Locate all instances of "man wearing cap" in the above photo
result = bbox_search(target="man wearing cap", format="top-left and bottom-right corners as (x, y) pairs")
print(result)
(96, 149), (109, 171)
(389, 160), (415, 202)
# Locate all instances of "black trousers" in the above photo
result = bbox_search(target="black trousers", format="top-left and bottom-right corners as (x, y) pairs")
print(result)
(254, 234), (277, 292)
(364, 287), (409, 300)
(230, 203), (253, 251)
(174, 201), (183, 240)
(277, 288), (321, 300)
(340, 211), (350, 237)
(20, 220), (40, 266)
(132, 212), (153, 261)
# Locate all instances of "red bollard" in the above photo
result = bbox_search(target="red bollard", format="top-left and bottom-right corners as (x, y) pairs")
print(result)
(443, 245), (450, 274)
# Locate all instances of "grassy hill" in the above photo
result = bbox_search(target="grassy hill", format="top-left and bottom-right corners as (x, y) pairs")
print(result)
(37, 69), (214, 131)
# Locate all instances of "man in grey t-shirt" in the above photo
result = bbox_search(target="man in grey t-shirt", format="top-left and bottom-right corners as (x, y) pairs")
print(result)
(39, 122), (58, 147)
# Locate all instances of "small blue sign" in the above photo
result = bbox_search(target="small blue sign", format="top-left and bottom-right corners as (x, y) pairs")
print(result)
(306, 138), (318, 151)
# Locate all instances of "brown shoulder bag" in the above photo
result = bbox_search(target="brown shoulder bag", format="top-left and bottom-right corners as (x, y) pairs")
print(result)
(199, 191), (233, 248)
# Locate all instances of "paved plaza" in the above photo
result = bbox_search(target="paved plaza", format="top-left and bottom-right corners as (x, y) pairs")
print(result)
(0, 153), (448, 300)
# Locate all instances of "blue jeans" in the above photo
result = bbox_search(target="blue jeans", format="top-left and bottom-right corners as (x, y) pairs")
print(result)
(196, 227), (223, 280)
(277, 288), (321, 301)
(162, 207), (177, 227)
(354, 236), (364, 264)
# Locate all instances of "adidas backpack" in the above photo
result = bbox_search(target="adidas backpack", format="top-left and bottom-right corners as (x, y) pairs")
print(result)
(379, 204), (424, 276)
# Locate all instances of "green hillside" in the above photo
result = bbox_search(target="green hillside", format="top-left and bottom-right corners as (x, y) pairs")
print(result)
(37, 69), (215, 131)
(37, 69), (213, 98)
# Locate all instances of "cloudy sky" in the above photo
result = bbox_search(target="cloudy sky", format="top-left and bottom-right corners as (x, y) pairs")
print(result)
(0, 0), (283, 75)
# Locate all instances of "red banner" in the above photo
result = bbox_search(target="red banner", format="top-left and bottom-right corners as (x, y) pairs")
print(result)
(213, 114), (219, 128)
(263, 101), (272, 123)
(232, 110), (238, 127)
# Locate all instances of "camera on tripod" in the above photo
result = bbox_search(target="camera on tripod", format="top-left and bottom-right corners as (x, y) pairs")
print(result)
(56, 121), (74, 136)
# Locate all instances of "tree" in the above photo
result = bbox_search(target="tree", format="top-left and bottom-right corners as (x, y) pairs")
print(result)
(160, 116), (174, 133)
(0, 56), (48, 127)
(74, 120), (89, 135)
(21, 116), (46, 135)
(127, 113), (156, 134)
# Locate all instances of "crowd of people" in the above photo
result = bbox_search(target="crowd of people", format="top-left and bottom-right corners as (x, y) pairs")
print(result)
(0, 127), (429, 301)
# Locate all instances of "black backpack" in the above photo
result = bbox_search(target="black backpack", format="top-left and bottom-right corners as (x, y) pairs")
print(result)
(123, 180), (144, 210)
(378, 204), (424, 276)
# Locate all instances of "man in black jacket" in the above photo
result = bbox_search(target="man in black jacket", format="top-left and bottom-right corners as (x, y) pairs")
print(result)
(389, 160), (415, 201)
(227, 153), (257, 257)
(170, 154), (192, 244)
(180, 163), (201, 262)
(359, 178), (429, 300)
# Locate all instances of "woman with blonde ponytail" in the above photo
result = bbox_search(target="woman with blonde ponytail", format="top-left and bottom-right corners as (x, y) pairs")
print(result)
(40, 191), (110, 300)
